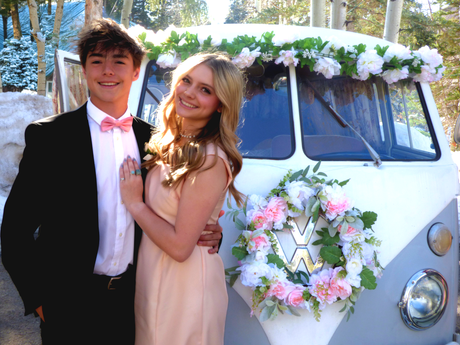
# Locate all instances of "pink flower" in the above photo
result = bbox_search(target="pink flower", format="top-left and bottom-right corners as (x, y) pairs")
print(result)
(338, 224), (365, 243)
(248, 209), (272, 231)
(309, 269), (336, 305)
(286, 287), (307, 308)
(329, 267), (352, 300)
(266, 281), (295, 300)
(247, 231), (271, 254)
(264, 197), (288, 230)
(320, 184), (353, 220)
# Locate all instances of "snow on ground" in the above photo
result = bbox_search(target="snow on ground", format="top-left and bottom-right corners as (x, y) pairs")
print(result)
(0, 92), (52, 227)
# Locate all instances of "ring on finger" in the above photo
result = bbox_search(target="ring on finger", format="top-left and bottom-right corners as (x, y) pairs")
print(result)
(135, 169), (141, 176)
(130, 170), (135, 175)
(120, 177), (125, 181)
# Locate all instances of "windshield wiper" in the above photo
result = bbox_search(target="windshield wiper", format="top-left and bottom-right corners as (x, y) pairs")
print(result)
(304, 79), (382, 168)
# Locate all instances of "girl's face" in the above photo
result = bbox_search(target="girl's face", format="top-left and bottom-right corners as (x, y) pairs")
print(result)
(174, 63), (221, 132)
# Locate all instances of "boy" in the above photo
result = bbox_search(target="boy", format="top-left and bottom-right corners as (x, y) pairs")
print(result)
(1, 18), (223, 345)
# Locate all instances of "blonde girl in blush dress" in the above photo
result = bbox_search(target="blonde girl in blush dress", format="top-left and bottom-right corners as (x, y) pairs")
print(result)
(119, 53), (245, 345)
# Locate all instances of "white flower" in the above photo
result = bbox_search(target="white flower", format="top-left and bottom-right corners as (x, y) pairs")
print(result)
(261, 53), (273, 62)
(413, 65), (445, 83)
(354, 50), (384, 80)
(381, 66), (409, 84)
(237, 261), (273, 288)
(269, 264), (288, 283)
(383, 44), (412, 63)
(232, 47), (261, 69)
(361, 242), (375, 263)
(322, 36), (345, 55)
(273, 32), (299, 47)
(285, 180), (315, 211)
(415, 46), (443, 72)
(346, 272), (362, 288)
(346, 257), (363, 277)
(249, 194), (268, 211)
(302, 49), (316, 59)
(156, 50), (181, 69)
(275, 47), (299, 67)
(313, 57), (341, 79)
(241, 251), (268, 264)
(319, 183), (353, 220)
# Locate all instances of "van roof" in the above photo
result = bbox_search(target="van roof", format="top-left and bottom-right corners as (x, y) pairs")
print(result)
(173, 24), (394, 48)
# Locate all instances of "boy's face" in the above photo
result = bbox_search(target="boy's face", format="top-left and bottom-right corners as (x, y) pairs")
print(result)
(83, 49), (140, 118)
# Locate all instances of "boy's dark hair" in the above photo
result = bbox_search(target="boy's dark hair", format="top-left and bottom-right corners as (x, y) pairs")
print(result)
(77, 18), (146, 69)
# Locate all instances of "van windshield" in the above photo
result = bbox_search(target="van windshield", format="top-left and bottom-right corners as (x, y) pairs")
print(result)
(297, 68), (439, 161)
(138, 60), (438, 162)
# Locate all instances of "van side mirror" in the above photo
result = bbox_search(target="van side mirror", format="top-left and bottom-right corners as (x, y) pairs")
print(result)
(454, 114), (460, 144)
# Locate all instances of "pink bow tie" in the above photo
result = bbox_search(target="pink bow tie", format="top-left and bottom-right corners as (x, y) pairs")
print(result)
(100, 116), (133, 132)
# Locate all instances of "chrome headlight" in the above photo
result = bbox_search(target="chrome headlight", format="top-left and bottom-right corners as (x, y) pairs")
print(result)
(427, 223), (452, 256)
(399, 269), (448, 330)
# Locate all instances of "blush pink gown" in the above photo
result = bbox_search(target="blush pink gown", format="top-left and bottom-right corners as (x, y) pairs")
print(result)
(134, 146), (231, 345)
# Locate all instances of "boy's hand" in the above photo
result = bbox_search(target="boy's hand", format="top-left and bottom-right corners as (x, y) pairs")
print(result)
(198, 210), (224, 254)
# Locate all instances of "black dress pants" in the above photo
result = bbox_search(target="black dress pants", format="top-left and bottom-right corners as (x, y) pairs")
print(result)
(40, 270), (136, 345)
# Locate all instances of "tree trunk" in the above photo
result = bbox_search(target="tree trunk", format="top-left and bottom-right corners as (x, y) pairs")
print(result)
(52, 0), (64, 48)
(27, 0), (46, 96)
(48, 0), (52, 15)
(311, 0), (326, 28)
(383, 0), (403, 43)
(2, 15), (7, 40)
(121, 0), (134, 28)
(0, 70), (3, 93)
(330, 0), (347, 30)
(85, 0), (103, 26)
(10, 3), (22, 39)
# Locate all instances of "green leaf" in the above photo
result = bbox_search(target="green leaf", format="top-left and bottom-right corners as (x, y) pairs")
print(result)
(313, 228), (340, 246)
(319, 246), (342, 264)
(289, 169), (303, 182)
(234, 217), (246, 230)
(232, 246), (248, 260)
(338, 179), (350, 187)
(286, 305), (301, 316)
(302, 166), (310, 177)
(360, 267), (377, 290)
(313, 160), (322, 173)
(267, 254), (285, 269)
(339, 304), (347, 313)
(359, 211), (378, 229)
(260, 305), (275, 322)
(229, 272), (239, 286)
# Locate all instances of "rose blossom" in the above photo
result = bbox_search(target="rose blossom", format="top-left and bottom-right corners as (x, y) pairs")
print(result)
(285, 180), (315, 214)
(313, 57), (341, 79)
(249, 194), (268, 210)
(382, 66), (409, 84)
(156, 50), (181, 69)
(275, 48), (299, 67)
(346, 257), (363, 277)
(264, 197), (288, 230)
(346, 273), (361, 288)
(286, 286), (308, 308)
(266, 281), (295, 300)
(338, 224), (365, 243)
(237, 261), (272, 288)
(329, 267), (352, 300)
(232, 47), (261, 69)
(416, 46), (443, 72)
(383, 44), (412, 63)
(309, 269), (336, 305)
(246, 231), (271, 254)
(354, 50), (384, 80)
(320, 184), (353, 221)
(247, 209), (272, 231)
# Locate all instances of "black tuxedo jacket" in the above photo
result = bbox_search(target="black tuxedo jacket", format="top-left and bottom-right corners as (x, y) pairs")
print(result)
(1, 103), (153, 321)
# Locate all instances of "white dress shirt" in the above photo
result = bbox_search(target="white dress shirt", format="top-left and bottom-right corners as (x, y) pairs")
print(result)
(87, 99), (141, 276)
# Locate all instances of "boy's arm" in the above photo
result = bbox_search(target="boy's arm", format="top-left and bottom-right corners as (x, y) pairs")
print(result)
(1, 122), (46, 315)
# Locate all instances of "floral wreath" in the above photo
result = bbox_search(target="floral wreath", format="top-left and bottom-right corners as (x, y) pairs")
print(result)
(225, 162), (382, 322)
(131, 25), (445, 84)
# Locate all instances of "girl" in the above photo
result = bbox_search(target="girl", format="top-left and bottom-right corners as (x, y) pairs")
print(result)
(120, 53), (244, 344)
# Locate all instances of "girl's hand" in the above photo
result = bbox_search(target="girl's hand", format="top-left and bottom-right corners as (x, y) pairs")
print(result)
(119, 156), (144, 210)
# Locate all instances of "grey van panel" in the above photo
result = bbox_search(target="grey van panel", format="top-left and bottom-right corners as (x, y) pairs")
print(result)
(329, 198), (458, 345)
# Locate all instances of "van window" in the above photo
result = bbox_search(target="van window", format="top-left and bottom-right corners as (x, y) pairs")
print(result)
(297, 67), (439, 161)
(138, 60), (294, 159)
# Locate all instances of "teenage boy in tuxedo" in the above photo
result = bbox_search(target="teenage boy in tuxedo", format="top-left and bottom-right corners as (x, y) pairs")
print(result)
(1, 18), (223, 345)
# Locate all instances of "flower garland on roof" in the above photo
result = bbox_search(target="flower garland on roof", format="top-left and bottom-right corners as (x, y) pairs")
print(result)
(131, 25), (445, 84)
(224, 162), (382, 322)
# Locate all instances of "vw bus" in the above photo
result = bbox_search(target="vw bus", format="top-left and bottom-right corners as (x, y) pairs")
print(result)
(54, 24), (459, 345)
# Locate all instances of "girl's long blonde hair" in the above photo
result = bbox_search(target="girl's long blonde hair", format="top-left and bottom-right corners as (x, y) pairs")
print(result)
(143, 53), (245, 206)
